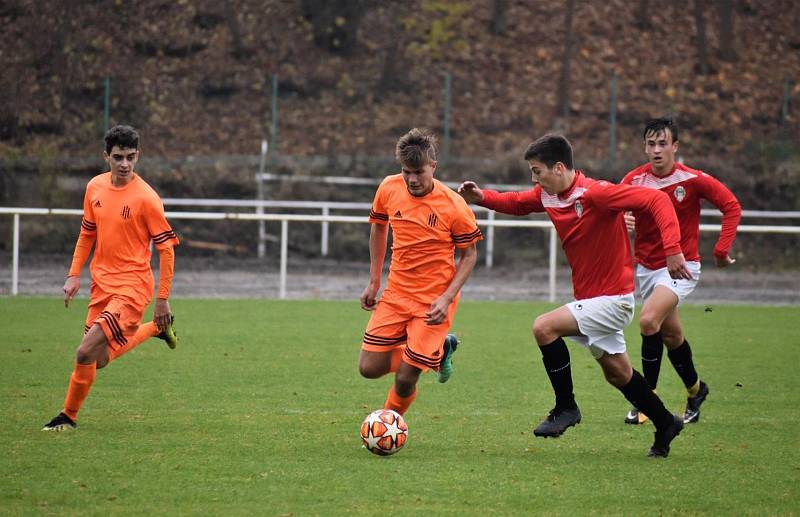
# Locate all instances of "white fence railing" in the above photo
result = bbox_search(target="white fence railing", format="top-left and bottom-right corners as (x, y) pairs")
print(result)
(2, 206), (800, 301)
(161, 198), (800, 268)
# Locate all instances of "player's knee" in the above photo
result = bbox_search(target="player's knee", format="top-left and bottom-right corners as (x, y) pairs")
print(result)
(638, 312), (661, 335)
(603, 369), (627, 388)
(358, 362), (383, 379)
(532, 316), (555, 345)
(661, 331), (683, 349)
(393, 375), (417, 395)
(75, 343), (104, 365)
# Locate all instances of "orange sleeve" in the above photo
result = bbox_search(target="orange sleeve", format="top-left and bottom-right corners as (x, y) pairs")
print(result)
(145, 196), (179, 250)
(156, 245), (175, 299)
(368, 181), (390, 225)
(69, 186), (98, 276)
(68, 232), (95, 277)
(450, 197), (483, 249)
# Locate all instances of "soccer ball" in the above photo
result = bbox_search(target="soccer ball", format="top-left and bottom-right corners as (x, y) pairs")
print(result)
(360, 409), (408, 456)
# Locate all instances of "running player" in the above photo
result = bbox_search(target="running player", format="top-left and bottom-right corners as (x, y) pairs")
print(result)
(458, 134), (689, 458)
(620, 117), (741, 425)
(359, 128), (481, 417)
(42, 125), (180, 431)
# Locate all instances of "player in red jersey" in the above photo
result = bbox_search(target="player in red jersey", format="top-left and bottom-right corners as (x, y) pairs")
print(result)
(459, 134), (691, 458)
(359, 128), (481, 417)
(42, 125), (180, 431)
(620, 117), (741, 426)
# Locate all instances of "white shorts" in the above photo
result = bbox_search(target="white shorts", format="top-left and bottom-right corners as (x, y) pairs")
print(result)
(636, 262), (701, 304)
(565, 293), (636, 359)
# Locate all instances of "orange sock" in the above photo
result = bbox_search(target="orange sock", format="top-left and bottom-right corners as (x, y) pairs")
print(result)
(384, 385), (417, 415)
(389, 346), (406, 373)
(109, 322), (159, 362)
(62, 362), (97, 421)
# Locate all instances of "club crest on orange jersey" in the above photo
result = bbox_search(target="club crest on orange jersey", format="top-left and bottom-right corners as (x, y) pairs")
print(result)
(121, 205), (131, 219)
(674, 186), (686, 202)
(574, 200), (584, 218)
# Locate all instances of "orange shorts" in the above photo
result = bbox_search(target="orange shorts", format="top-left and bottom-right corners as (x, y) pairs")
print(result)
(361, 289), (460, 372)
(85, 282), (147, 359)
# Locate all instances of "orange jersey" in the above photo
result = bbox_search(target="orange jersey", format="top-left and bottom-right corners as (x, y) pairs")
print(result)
(368, 175), (482, 302)
(79, 172), (179, 307)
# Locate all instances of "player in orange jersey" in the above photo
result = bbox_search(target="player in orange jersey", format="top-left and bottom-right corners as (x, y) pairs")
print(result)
(358, 128), (482, 417)
(42, 125), (180, 431)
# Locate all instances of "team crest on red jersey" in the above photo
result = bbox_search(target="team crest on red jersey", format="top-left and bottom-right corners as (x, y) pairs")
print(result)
(574, 200), (584, 218)
(674, 186), (686, 202)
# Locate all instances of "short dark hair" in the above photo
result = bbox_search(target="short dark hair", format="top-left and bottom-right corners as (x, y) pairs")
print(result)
(643, 117), (678, 142)
(523, 134), (574, 169)
(395, 128), (437, 169)
(104, 125), (140, 154)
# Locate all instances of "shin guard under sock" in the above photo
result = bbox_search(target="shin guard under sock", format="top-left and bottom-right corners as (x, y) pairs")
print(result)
(540, 338), (576, 409)
(668, 340), (699, 390)
(384, 385), (417, 416)
(63, 362), (97, 421)
(618, 369), (673, 430)
(641, 332), (664, 390)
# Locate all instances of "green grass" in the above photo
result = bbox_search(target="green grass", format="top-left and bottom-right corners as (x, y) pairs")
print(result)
(1, 298), (798, 515)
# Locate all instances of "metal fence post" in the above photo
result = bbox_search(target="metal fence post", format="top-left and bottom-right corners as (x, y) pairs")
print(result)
(609, 71), (617, 163)
(548, 226), (557, 302)
(485, 211), (495, 268)
(442, 72), (452, 162)
(257, 139), (268, 259)
(271, 74), (279, 166)
(321, 205), (330, 257)
(279, 219), (288, 299)
(103, 77), (110, 133)
(12, 214), (19, 296)
(781, 75), (791, 125)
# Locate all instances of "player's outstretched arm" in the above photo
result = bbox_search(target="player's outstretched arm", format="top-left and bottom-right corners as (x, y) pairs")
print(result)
(426, 243), (478, 325)
(361, 223), (389, 311)
(457, 181), (485, 204)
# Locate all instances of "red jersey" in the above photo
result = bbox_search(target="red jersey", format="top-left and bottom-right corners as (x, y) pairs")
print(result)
(369, 175), (482, 303)
(621, 162), (741, 269)
(480, 171), (681, 300)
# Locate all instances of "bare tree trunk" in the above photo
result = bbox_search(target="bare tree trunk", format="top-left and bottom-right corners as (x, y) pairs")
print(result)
(556, 0), (576, 120)
(716, 0), (737, 61)
(635, 0), (651, 29)
(693, 0), (710, 75)
(490, 0), (508, 35)
(224, 1), (251, 59)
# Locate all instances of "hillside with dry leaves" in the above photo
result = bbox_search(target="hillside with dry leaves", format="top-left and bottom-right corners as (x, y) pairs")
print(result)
(1, 0), (799, 196)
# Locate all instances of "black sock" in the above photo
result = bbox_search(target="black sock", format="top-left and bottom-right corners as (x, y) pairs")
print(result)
(667, 340), (699, 389)
(540, 338), (576, 409)
(641, 332), (664, 390)
(618, 370), (672, 429)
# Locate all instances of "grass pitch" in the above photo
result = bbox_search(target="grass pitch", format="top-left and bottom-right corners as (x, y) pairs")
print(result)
(1, 298), (798, 515)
